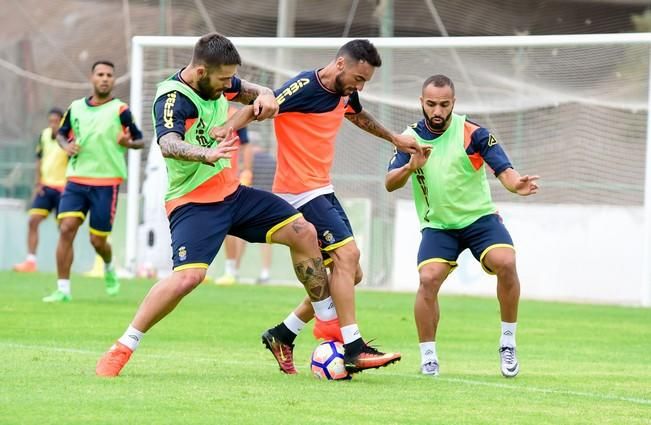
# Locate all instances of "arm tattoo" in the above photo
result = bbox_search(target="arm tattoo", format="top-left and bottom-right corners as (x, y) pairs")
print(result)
(159, 132), (210, 162)
(346, 110), (393, 142)
(233, 80), (274, 105)
(294, 257), (330, 302)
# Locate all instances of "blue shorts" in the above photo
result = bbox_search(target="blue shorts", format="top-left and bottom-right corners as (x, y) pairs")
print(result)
(169, 185), (301, 271)
(298, 193), (354, 265)
(417, 214), (514, 275)
(29, 186), (62, 217)
(57, 181), (119, 236)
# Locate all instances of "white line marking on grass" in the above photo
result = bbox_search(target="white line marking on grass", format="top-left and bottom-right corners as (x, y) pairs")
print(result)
(4, 342), (650, 406)
(396, 374), (651, 406)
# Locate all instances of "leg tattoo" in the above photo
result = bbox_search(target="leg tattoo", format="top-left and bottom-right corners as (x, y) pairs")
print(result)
(294, 257), (329, 301)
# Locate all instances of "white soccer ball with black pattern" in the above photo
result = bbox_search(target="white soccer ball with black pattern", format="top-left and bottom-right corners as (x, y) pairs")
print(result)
(310, 340), (349, 380)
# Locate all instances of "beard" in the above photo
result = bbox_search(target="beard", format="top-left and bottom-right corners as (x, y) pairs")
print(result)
(94, 85), (112, 98)
(197, 75), (221, 100)
(333, 74), (351, 96)
(422, 107), (452, 132)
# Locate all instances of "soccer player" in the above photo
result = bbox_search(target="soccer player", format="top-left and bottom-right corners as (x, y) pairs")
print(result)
(14, 108), (67, 273)
(95, 33), (330, 378)
(42, 60), (144, 302)
(216, 39), (420, 374)
(385, 74), (539, 378)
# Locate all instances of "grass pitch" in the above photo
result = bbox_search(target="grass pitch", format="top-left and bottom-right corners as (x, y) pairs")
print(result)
(1, 271), (649, 424)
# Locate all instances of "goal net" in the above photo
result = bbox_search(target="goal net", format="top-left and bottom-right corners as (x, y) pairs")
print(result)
(128, 34), (651, 305)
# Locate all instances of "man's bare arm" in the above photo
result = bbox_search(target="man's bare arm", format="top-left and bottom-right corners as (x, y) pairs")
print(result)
(57, 133), (79, 156)
(346, 110), (422, 154)
(231, 80), (278, 120)
(159, 131), (238, 165)
(56, 133), (69, 150)
(232, 80), (274, 105)
(159, 132), (212, 162)
(345, 110), (394, 142)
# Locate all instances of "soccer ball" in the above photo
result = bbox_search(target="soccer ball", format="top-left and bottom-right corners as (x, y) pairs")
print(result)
(310, 340), (350, 380)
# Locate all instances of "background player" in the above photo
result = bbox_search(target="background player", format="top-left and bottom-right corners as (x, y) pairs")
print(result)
(42, 60), (144, 302)
(385, 74), (539, 377)
(14, 108), (67, 273)
(95, 33), (330, 378)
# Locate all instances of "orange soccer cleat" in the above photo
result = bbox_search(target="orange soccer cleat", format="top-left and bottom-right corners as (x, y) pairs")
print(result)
(96, 341), (133, 377)
(344, 341), (401, 374)
(13, 260), (37, 273)
(313, 318), (343, 342)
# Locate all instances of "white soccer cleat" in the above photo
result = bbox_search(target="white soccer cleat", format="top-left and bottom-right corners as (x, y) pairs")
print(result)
(421, 360), (440, 376)
(499, 346), (519, 378)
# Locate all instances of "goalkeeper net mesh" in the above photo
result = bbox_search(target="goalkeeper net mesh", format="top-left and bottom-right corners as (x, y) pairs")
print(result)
(134, 35), (649, 285)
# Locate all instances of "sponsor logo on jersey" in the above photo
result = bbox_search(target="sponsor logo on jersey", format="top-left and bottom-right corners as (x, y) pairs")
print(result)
(276, 78), (310, 105)
(163, 92), (176, 129)
(195, 119), (212, 147)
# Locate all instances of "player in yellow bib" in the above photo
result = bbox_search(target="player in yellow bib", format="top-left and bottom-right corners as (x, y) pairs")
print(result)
(386, 75), (539, 378)
(14, 108), (67, 273)
(42, 61), (144, 302)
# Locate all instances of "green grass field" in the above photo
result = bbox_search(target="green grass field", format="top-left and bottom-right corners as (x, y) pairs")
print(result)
(1, 271), (650, 425)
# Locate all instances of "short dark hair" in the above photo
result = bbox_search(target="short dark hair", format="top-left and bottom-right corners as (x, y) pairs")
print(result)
(337, 39), (382, 67)
(422, 74), (455, 94)
(91, 60), (115, 72)
(48, 107), (64, 118)
(191, 33), (242, 69)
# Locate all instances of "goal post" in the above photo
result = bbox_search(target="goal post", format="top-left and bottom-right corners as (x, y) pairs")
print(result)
(127, 33), (651, 306)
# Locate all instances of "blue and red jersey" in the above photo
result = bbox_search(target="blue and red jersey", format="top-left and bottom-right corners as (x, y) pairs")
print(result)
(273, 69), (362, 194)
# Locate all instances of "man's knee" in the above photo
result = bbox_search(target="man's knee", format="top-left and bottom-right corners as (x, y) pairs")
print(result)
(172, 269), (206, 297)
(354, 266), (363, 285)
(28, 215), (43, 229)
(59, 218), (80, 239)
(89, 234), (107, 251)
(418, 267), (447, 295)
(488, 253), (517, 276)
(330, 243), (360, 271)
(281, 218), (318, 247)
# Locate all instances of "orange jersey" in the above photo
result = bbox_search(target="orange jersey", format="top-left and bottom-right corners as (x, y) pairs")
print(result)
(273, 70), (362, 194)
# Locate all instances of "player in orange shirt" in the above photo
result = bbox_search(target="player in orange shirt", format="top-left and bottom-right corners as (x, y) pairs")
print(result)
(215, 39), (421, 374)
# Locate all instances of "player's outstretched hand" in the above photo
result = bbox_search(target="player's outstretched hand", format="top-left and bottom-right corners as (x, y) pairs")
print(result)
(253, 93), (279, 121)
(515, 175), (540, 196)
(205, 127), (239, 164)
(393, 134), (422, 155)
(63, 140), (80, 156)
